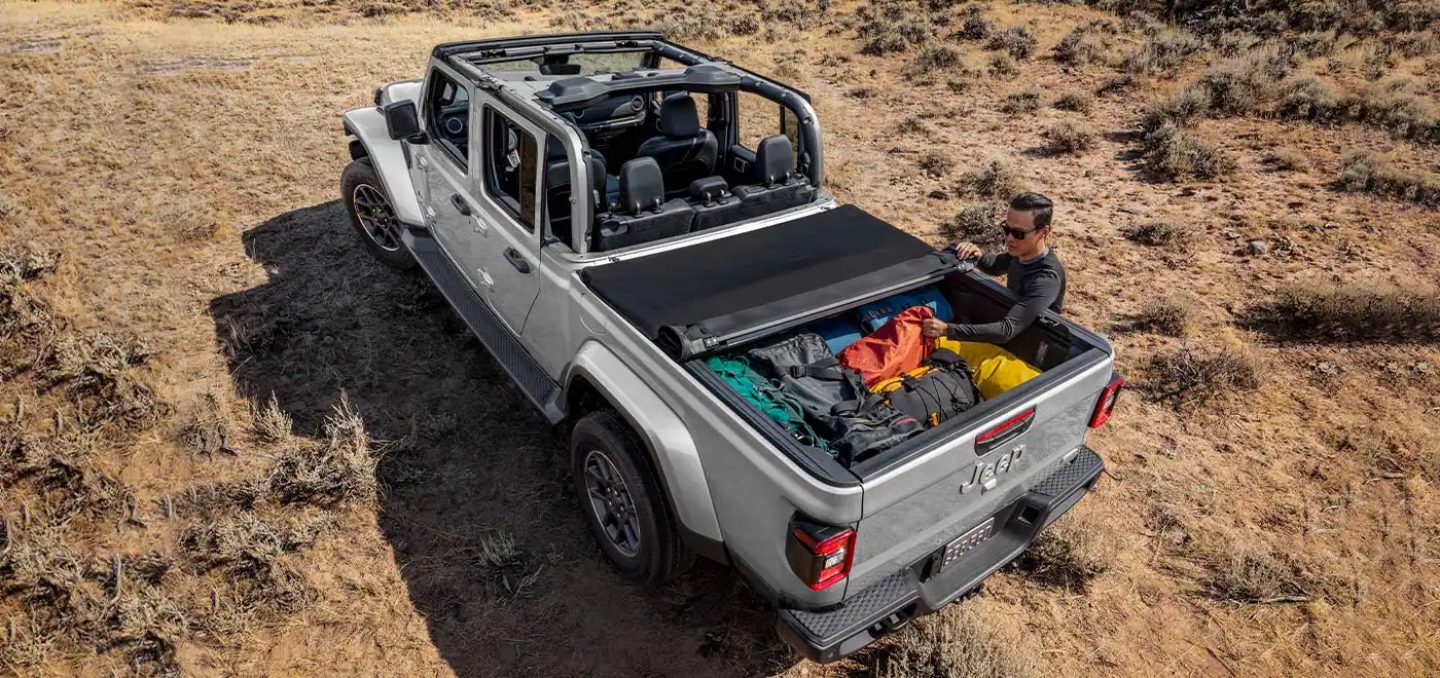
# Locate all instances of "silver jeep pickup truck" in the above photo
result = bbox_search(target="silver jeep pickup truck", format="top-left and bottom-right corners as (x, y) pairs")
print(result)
(341, 31), (1122, 662)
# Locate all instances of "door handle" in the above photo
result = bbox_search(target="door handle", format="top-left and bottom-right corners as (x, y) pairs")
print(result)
(504, 247), (531, 274)
(450, 194), (472, 216)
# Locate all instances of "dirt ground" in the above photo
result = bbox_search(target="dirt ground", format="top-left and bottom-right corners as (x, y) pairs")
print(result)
(2, 1), (1438, 676)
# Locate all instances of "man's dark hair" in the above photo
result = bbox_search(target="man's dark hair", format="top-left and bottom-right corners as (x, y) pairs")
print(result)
(1010, 192), (1054, 230)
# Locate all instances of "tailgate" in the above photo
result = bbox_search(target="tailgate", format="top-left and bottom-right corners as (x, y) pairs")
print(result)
(844, 348), (1114, 598)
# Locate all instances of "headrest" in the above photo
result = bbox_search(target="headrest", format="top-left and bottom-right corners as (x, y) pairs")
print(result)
(688, 176), (730, 204)
(658, 93), (701, 138)
(755, 135), (794, 186)
(618, 157), (665, 214)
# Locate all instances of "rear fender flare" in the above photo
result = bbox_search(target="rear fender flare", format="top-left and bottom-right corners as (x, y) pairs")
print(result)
(565, 341), (723, 543)
(342, 107), (424, 226)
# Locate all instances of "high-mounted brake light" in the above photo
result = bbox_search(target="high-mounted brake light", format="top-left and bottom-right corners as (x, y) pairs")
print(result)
(1089, 375), (1125, 428)
(786, 519), (856, 591)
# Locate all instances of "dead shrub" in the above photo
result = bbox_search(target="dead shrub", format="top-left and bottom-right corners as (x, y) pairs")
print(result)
(868, 605), (1044, 678)
(942, 203), (1008, 249)
(253, 392), (293, 445)
(1203, 546), (1352, 604)
(265, 393), (381, 507)
(919, 150), (954, 177)
(178, 391), (233, 456)
(1133, 293), (1194, 336)
(987, 26), (1037, 60)
(896, 116), (931, 136)
(1018, 511), (1115, 588)
(1054, 89), (1093, 112)
(1041, 120), (1096, 155)
(1124, 220), (1199, 249)
(1141, 123), (1236, 181)
(1147, 345), (1262, 408)
(1338, 153), (1440, 207)
(1263, 147), (1308, 171)
(960, 158), (1020, 199)
(37, 332), (167, 431)
(999, 86), (1042, 114)
(0, 246), (62, 376)
(1248, 282), (1440, 342)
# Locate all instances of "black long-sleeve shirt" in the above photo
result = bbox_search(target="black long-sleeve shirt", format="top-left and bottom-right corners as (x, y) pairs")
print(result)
(945, 249), (1066, 343)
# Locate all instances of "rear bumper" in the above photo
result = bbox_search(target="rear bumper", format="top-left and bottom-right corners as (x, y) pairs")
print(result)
(776, 446), (1104, 663)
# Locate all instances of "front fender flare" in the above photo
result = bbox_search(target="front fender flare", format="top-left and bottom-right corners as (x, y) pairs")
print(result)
(342, 107), (424, 227)
(566, 342), (723, 543)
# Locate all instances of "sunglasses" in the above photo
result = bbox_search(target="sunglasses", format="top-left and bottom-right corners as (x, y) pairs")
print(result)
(999, 224), (1041, 240)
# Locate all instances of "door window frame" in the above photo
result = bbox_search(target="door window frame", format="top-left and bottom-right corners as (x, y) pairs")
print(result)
(474, 99), (545, 241)
(422, 64), (474, 173)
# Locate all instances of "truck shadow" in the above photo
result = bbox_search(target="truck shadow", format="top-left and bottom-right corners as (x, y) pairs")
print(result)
(208, 201), (797, 678)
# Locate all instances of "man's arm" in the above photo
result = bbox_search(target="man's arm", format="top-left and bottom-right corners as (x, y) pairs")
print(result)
(944, 268), (1061, 344)
(975, 251), (1010, 276)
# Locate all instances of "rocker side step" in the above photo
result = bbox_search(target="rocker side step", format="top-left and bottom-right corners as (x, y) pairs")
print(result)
(405, 227), (564, 423)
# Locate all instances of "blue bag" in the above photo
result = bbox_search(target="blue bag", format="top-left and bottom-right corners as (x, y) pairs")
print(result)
(856, 287), (954, 332)
(808, 315), (864, 355)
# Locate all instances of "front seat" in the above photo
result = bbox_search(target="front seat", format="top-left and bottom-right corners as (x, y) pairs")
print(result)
(635, 94), (719, 196)
(592, 158), (696, 252)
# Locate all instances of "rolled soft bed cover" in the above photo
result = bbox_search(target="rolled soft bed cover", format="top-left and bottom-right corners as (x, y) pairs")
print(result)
(580, 205), (961, 359)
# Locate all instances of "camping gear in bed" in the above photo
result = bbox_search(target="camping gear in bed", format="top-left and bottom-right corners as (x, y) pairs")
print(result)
(856, 287), (954, 332)
(870, 349), (982, 428)
(837, 306), (935, 388)
(744, 332), (922, 465)
(705, 355), (827, 450)
(808, 315), (865, 355)
(934, 337), (1042, 400)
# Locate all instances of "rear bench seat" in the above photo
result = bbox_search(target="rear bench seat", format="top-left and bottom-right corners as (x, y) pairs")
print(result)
(731, 135), (816, 222)
(592, 157), (694, 251)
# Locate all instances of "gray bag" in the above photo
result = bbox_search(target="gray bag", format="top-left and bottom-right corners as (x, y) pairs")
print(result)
(745, 332), (923, 465)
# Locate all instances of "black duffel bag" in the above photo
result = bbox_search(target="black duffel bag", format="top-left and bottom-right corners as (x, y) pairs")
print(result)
(883, 356), (981, 428)
(746, 332), (922, 465)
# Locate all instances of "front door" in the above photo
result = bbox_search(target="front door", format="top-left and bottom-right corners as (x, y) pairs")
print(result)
(468, 101), (542, 334)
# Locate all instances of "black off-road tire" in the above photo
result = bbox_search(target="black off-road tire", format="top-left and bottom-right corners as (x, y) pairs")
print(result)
(341, 158), (416, 270)
(571, 409), (687, 586)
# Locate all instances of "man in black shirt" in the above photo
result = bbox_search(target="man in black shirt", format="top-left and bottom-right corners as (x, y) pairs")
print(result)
(922, 192), (1067, 344)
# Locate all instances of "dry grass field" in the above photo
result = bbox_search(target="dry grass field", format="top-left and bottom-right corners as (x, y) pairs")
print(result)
(2, 1), (1438, 676)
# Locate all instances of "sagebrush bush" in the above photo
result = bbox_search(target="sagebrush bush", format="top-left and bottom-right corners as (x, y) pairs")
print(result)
(1142, 123), (1236, 181)
(1124, 220), (1199, 249)
(1147, 345), (1261, 408)
(1019, 511), (1115, 588)
(1203, 547), (1350, 604)
(988, 26), (1037, 59)
(1122, 29), (1205, 75)
(1133, 293), (1194, 335)
(987, 54), (1018, 78)
(1054, 89), (1094, 112)
(1248, 282), (1440, 342)
(908, 44), (963, 75)
(1053, 20), (1118, 66)
(919, 151), (954, 177)
(951, 5), (992, 41)
(1274, 73), (1345, 122)
(943, 202), (1007, 248)
(1042, 120), (1096, 155)
(1195, 49), (1292, 116)
(961, 159), (1020, 199)
(1264, 147), (1308, 171)
(1338, 153), (1440, 207)
(1140, 87), (1210, 133)
(999, 86), (1042, 114)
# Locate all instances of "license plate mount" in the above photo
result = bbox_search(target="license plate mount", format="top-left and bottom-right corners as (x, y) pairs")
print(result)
(938, 517), (997, 574)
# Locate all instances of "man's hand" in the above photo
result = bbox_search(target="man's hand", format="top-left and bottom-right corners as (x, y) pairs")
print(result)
(921, 318), (947, 339)
(951, 242), (983, 261)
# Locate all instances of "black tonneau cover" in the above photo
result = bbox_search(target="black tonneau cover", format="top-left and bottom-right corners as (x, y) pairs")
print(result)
(581, 205), (959, 358)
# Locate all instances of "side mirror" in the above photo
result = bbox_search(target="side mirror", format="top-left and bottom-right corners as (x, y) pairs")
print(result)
(383, 100), (425, 142)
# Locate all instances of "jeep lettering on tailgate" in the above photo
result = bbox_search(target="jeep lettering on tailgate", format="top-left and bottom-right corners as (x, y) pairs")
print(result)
(960, 445), (1024, 494)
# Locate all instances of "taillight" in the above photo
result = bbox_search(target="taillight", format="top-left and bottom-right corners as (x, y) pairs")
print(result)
(786, 519), (856, 591)
(1089, 375), (1124, 428)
